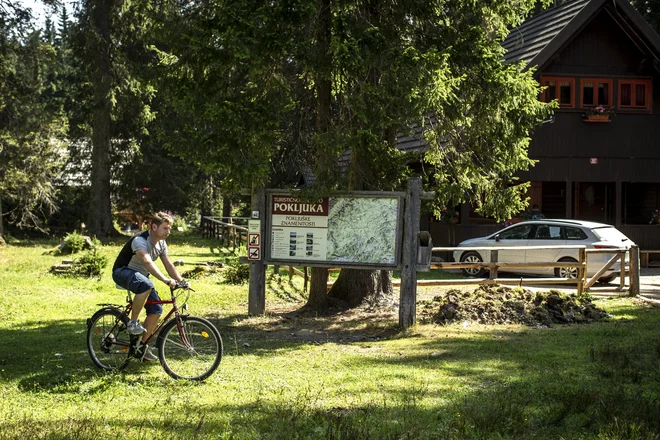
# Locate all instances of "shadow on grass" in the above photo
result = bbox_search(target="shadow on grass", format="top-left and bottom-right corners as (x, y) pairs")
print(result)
(3, 362), (660, 439)
(3, 300), (659, 394)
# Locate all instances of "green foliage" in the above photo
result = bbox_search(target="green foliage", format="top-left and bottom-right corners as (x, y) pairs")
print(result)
(0, 5), (69, 231)
(71, 246), (108, 278)
(60, 230), (87, 254)
(171, 214), (187, 232)
(223, 263), (250, 285)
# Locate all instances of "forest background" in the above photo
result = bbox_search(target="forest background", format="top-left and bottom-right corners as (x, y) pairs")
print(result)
(1, 0), (657, 307)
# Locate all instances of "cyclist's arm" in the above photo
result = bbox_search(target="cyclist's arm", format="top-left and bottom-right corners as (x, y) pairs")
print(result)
(135, 249), (176, 288)
(161, 253), (183, 283)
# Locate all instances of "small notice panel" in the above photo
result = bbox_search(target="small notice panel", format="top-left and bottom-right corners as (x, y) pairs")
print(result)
(247, 220), (261, 260)
(270, 196), (329, 261)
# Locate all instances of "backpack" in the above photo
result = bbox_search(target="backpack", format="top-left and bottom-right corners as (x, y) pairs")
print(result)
(112, 230), (150, 271)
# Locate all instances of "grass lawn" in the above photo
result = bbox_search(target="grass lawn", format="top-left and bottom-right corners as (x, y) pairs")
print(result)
(1, 233), (660, 439)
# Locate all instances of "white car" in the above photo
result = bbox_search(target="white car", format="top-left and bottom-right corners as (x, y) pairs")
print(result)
(453, 219), (633, 282)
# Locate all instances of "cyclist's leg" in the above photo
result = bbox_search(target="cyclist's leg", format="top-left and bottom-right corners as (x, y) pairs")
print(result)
(131, 290), (151, 321)
(142, 288), (163, 342)
(113, 267), (154, 322)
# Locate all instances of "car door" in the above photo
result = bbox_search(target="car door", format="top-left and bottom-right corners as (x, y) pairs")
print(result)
(492, 223), (534, 269)
(526, 223), (566, 275)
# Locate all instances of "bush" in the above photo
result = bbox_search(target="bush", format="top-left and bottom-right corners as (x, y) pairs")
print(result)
(58, 231), (89, 255)
(223, 264), (250, 284)
(71, 247), (108, 279)
(171, 215), (188, 232)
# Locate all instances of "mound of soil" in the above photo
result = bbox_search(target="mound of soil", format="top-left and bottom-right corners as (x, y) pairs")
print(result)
(420, 285), (610, 326)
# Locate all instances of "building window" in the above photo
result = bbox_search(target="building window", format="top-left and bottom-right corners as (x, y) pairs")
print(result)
(580, 78), (612, 108)
(619, 79), (652, 110)
(541, 76), (575, 107)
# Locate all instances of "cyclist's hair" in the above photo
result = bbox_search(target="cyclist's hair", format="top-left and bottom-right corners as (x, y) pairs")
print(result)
(151, 211), (174, 227)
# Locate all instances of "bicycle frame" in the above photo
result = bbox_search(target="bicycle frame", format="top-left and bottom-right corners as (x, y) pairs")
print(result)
(89, 282), (222, 380)
(113, 288), (192, 351)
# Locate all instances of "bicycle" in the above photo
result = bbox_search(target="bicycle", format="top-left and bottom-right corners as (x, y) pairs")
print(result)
(86, 280), (222, 381)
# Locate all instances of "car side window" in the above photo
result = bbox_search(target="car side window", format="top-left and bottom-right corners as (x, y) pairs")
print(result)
(498, 224), (533, 240)
(565, 226), (588, 240)
(534, 225), (562, 240)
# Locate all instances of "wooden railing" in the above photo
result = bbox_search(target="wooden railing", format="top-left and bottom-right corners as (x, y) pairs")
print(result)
(428, 245), (640, 295)
(200, 216), (249, 251)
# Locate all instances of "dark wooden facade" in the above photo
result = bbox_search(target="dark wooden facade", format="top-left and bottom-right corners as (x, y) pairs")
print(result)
(430, 0), (660, 252)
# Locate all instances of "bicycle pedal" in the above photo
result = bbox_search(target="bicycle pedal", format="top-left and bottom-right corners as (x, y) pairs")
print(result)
(128, 336), (144, 358)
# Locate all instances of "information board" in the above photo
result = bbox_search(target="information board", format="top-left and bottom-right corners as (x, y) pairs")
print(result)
(268, 194), (402, 266)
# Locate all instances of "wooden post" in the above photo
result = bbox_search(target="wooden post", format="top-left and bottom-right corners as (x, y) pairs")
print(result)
(629, 245), (640, 296)
(490, 250), (498, 280)
(619, 250), (625, 291)
(577, 247), (586, 296)
(399, 177), (421, 328)
(248, 182), (266, 315)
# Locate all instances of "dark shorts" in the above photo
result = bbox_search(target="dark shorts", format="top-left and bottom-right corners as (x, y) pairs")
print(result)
(112, 267), (163, 315)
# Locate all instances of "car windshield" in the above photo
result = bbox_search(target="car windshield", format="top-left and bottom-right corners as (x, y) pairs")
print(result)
(592, 226), (630, 243)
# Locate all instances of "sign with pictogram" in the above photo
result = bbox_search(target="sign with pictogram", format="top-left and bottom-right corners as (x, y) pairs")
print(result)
(248, 246), (260, 260)
(248, 233), (260, 246)
(247, 220), (262, 260)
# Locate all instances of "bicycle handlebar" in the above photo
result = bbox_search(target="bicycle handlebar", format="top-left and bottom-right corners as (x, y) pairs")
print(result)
(172, 279), (195, 292)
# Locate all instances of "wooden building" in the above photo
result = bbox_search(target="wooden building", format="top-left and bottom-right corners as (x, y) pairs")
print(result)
(425, 0), (660, 251)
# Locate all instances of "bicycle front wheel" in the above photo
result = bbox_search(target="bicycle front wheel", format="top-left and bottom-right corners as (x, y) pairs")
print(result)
(87, 307), (131, 371)
(157, 316), (222, 381)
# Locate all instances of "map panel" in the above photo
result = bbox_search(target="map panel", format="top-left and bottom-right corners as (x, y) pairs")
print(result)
(268, 194), (400, 265)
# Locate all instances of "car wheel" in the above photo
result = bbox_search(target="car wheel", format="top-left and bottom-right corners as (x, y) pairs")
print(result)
(555, 257), (579, 279)
(461, 251), (486, 278)
(598, 274), (617, 284)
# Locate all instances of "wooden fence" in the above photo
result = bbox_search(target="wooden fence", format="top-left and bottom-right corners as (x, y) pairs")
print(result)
(318, 245), (640, 295)
(200, 216), (249, 251)
(428, 245), (640, 295)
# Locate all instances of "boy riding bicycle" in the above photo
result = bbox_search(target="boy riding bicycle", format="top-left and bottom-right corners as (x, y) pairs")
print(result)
(111, 211), (187, 361)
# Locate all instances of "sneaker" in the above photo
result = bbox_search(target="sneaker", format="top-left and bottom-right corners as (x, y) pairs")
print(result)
(141, 345), (158, 362)
(126, 320), (146, 335)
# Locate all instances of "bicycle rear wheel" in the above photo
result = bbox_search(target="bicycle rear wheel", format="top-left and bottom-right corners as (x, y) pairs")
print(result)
(157, 316), (222, 381)
(86, 307), (131, 371)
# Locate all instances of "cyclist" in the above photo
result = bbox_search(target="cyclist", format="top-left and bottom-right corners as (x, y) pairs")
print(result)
(112, 211), (185, 361)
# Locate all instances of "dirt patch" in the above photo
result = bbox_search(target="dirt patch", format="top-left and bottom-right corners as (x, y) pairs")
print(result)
(420, 285), (610, 327)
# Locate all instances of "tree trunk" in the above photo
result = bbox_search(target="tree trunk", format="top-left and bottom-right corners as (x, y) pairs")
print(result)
(306, 0), (334, 312)
(0, 195), (4, 239)
(306, 266), (330, 310)
(329, 269), (393, 308)
(0, 195), (5, 245)
(222, 195), (232, 222)
(324, 0), (395, 309)
(87, 0), (116, 238)
(200, 174), (216, 218)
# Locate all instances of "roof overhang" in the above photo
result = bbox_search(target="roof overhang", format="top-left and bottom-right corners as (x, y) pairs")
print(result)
(528, 0), (660, 74)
